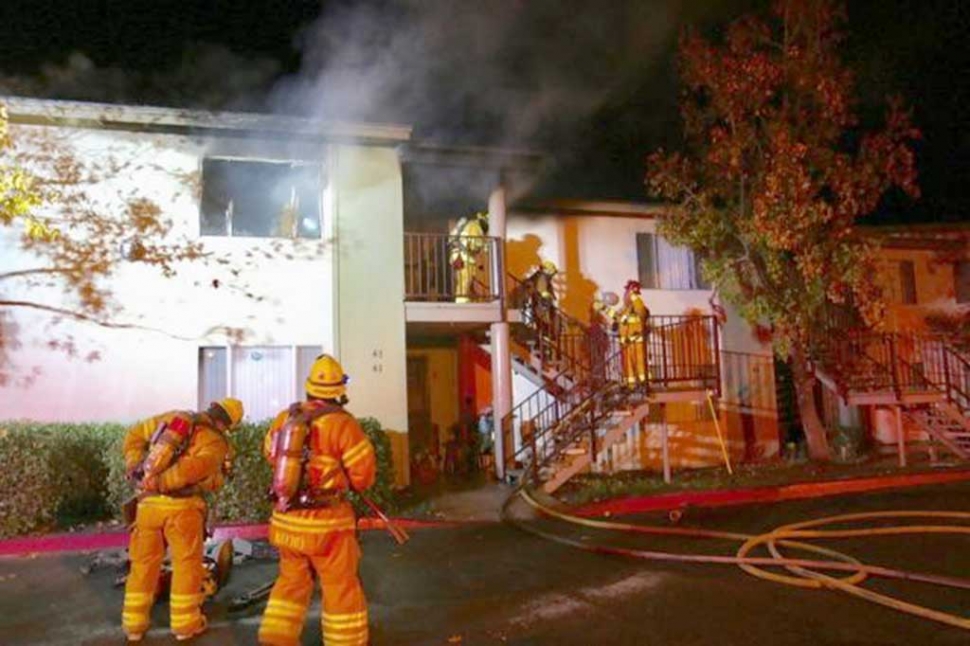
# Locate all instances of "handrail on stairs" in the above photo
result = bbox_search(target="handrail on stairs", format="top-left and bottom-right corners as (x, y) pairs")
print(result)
(814, 328), (970, 416)
(506, 347), (629, 484)
(506, 273), (594, 381)
(502, 315), (721, 485)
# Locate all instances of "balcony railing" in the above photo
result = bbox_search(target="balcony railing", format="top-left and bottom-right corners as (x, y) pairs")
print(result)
(502, 314), (721, 471)
(403, 232), (502, 302)
(820, 331), (970, 411)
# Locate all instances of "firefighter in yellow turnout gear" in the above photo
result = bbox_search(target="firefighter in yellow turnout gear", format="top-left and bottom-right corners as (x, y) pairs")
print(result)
(121, 397), (243, 642)
(449, 211), (489, 303)
(526, 260), (561, 365)
(259, 354), (377, 646)
(619, 280), (651, 387)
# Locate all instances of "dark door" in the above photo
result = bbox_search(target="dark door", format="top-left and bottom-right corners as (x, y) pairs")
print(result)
(407, 356), (434, 457)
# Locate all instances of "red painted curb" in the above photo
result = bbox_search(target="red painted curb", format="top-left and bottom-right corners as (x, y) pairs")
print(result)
(0, 517), (466, 558)
(572, 469), (970, 518)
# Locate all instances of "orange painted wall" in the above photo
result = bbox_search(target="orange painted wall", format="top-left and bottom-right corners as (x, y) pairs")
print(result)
(875, 245), (967, 332)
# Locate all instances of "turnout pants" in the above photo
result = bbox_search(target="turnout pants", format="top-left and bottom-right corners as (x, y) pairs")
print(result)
(621, 336), (647, 386)
(259, 510), (368, 646)
(122, 495), (207, 638)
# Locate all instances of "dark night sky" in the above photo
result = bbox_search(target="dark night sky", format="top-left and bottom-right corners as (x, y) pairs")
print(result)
(0, 0), (967, 223)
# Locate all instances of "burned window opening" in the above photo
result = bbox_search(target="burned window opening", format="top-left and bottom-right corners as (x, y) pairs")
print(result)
(200, 159), (322, 239)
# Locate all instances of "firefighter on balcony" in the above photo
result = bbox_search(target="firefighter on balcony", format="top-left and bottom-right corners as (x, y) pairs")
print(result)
(121, 397), (243, 643)
(618, 280), (651, 387)
(449, 210), (489, 303)
(258, 354), (376, 646)
(526, 259), (561, 366)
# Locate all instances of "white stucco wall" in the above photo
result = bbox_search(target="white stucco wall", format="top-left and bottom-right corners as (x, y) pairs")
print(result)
(0, 124), (337, 423)
(506, 210), (769, 356)
(334, 145), (409, 432)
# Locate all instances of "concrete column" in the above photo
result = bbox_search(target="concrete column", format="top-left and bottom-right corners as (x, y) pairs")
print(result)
(488, 182), (512, 480)
(491, 322), (512, 480)
(661, 404), (671, 484)
(488, 184), (507, 300)
(895, 405), (907, 467)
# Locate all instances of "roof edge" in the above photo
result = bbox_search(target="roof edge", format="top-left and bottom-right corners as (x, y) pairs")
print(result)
(1, 95), (413, 144)
(513, 199), (668, 218)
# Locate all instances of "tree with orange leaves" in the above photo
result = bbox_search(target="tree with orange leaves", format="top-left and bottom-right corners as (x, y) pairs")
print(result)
(646, 1), (920, 460)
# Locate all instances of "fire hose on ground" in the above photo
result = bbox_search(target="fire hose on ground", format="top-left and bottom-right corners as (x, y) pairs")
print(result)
(503, 487), (970, 631)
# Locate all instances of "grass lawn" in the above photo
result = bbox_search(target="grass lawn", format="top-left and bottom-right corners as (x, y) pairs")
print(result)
(555, 450), (968, 507)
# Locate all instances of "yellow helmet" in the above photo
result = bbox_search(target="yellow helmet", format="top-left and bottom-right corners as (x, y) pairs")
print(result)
(305, 354), (349, 400)
(211, 397), (244, 428)
(541, 259), (558, 275)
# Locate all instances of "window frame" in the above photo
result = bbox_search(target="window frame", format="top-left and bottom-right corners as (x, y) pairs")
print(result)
(636, 232), (709, 291)
(198, 157), (325, 240)
(898, 260), (917, 305)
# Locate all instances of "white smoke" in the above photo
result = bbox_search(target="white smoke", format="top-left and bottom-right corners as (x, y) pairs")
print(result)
(269, 0), (687, 148)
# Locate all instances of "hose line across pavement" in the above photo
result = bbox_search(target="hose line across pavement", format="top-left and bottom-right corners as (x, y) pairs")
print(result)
(504, 487), (970, 631)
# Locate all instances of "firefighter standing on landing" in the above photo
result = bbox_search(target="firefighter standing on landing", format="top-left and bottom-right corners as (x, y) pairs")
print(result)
(258, 354), (376, 646)
(619, 280), (651, 387)
(121, 397), (243, 642)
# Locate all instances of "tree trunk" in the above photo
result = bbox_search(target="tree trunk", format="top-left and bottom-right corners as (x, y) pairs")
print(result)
(789, 345), (831, 461)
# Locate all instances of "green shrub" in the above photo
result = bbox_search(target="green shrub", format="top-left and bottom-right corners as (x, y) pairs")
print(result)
(351, 417), (397, 515)
(1, 415), (397, 538)
(213, 422), (273, 523)
(0, 422), (124, 538)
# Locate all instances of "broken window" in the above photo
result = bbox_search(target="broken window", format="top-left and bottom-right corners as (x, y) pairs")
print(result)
(200, 159), (322, 239)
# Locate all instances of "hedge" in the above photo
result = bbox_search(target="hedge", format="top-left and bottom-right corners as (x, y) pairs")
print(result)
(0, 416), (397, 539)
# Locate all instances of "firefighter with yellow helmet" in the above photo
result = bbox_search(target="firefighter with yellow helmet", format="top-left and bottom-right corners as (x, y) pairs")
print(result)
(526, 259), (560, 366)
(258, 354), (376, 646)
(121, 397), (243, 642)
(449, 210), (489, 303)
(618, 280), (651, 387)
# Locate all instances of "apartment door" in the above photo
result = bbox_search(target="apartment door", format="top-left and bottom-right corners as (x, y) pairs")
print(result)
(407, 356), (434, 459)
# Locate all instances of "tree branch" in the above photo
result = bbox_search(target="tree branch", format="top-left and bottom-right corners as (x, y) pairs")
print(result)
(0, 299), (199, 341)
(0, 267), (74, 282)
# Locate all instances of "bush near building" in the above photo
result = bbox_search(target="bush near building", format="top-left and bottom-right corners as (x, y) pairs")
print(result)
(0, 417), (396, 539)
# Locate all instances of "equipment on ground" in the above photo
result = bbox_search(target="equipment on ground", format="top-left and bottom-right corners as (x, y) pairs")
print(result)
(81, 539), (240, 599)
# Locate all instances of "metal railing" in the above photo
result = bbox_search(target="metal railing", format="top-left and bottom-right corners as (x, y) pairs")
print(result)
(502, 314), (721, 476)
(505, 347), (627, 482)
(506, 273), (594, 380)
(819, 331), (970, 412)
(403, 232), (502, 302)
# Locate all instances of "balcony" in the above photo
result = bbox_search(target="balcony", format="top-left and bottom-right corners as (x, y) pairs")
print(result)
(403, 232), (504, 327)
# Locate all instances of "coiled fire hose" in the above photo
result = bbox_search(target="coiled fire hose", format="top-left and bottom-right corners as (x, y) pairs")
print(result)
(504, 488), (970, 630)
